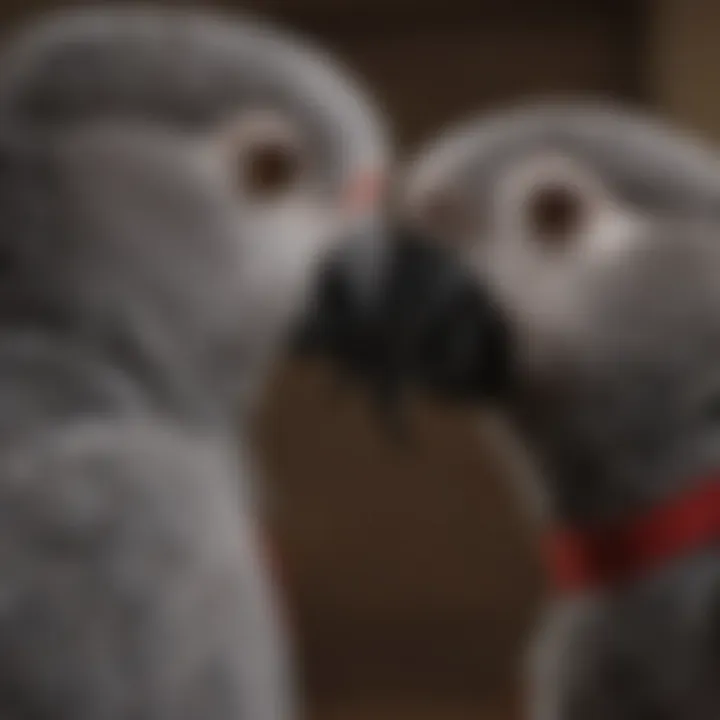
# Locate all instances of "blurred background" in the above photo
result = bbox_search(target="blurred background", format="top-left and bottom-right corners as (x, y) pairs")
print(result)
(3, 1), (720, 719)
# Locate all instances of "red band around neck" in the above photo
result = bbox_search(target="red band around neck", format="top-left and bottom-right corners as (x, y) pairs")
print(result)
(544, 479), (720, 593)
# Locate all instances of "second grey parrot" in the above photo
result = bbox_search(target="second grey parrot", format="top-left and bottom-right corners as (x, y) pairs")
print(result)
(390, 101), (720, 720)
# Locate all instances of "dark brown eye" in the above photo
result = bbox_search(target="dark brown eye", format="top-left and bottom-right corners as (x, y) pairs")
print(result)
(241, 139), (302, 201)
(525, 183), (587, 246)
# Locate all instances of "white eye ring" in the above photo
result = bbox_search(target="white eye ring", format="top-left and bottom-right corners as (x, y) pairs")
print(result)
(494, 153), (607, 249)
(218, 110), (308, 202)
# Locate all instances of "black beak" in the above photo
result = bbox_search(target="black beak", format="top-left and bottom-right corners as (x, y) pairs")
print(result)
(295, 226), (513, 408)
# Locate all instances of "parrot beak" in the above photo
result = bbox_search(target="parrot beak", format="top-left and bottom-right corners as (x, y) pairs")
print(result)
(295, 223), (514, 409)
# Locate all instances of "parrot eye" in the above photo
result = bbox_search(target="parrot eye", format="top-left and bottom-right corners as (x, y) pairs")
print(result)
(241, 138), (303, 201)
(495, 153), (605, 251)
(222, 111), (308, 203)
(525, 183), (586, 247)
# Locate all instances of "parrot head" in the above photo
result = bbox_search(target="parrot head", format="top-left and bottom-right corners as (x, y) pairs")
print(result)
(0, 5), (394, 418)
(380, 101), (720, 520)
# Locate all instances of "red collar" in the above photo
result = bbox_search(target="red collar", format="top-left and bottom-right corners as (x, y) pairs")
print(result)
(544, 479), (720, 594)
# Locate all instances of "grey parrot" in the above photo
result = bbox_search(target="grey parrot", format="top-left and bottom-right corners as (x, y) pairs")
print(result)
(381, 100), (720, 720)
(0, 6), (395, 720)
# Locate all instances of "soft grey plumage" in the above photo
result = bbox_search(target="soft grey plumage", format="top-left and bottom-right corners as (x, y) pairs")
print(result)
(400, 100), (720, 720)
(0, 6), (390, 719)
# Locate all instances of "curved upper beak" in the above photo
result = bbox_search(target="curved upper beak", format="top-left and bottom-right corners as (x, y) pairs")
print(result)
(295, 219), (514, 408)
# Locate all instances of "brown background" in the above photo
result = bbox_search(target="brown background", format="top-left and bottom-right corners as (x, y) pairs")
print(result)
(260, 3), (643, 719)
(2, 1), (719, 719)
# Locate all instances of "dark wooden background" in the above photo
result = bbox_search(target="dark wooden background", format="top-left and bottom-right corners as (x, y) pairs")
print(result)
(0, 2), (648, 718)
